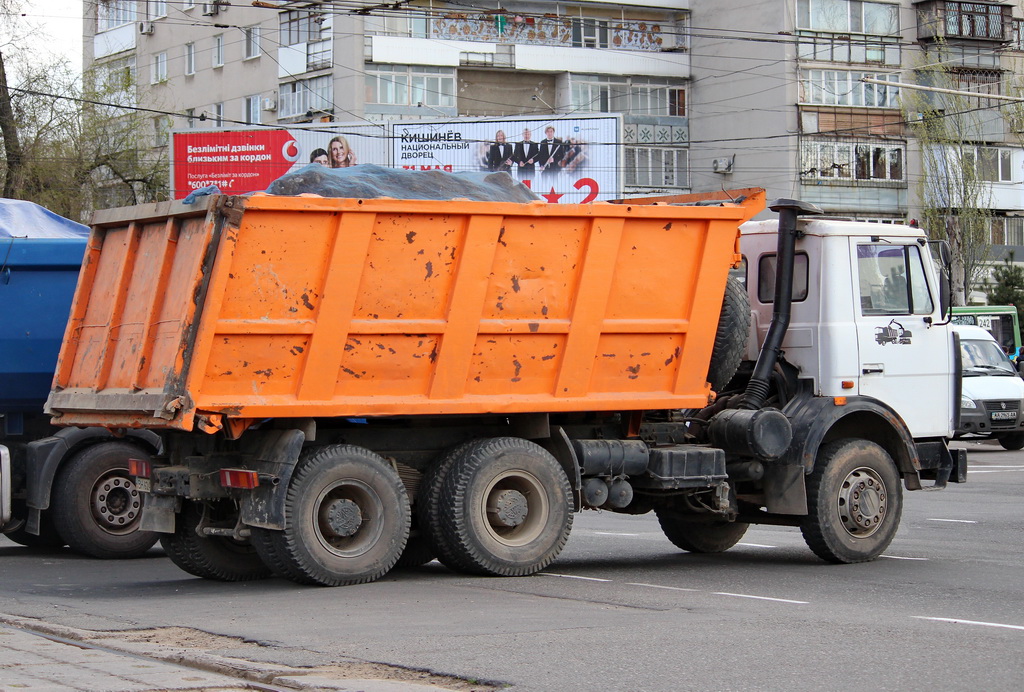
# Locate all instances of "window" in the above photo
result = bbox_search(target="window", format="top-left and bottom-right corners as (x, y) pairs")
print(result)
(949, 68), (1002, 107)
(183, 1), (195, 9)
(797, 0), (899, 35)
(212, 102), (224, 127)
(280, 9), (322, 46)
(363, 12), (429, 38)
(757, 253), (810, 303)
(571, 18), (609, 48)
(149, 0), (167, 19)
(964, 146), (1013, 182)
(153, 116), (170, 146)
(244, 26), (261, 59)
(279, 75), (333, 117)
(943, 1), (1008, 39)
(572, 75), (686, 116)
(800, 70), (900, 107)
(245, 95), (261, 125)
(185, 42), (195, 75)
(1013, 19), (1024, 50)
(186, 108), (196, 129)
(150, 52), (167, 83)
(213, 34), (224, 67)
(97, 0), (135, 32)
(801, 140), (905, 182)
(98, 56), (136, 92)
(364, 65), (455, 107)
(625, 147), (689, 188)
(858, 244), (933, 316)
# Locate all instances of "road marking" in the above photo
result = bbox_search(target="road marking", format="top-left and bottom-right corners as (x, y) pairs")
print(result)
(914, 616), (1024, 631)
(592, 531), (641, 537)
(713, 592), (808, 605)
(967, 469), (1024, 474)
(737, 542), (777, 548)
(540, 573), (612, 582)
(626, 582), (698, 592)
(880, 555), (928, 561)
(926, 518), (978, 524)
(968, 465), (1024, 468)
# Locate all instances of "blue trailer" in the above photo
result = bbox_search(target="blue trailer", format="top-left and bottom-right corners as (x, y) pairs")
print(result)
(0, 200), (159, 558)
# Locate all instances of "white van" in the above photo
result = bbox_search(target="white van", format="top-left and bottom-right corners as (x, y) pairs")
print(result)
(954, 324), (1024, 449)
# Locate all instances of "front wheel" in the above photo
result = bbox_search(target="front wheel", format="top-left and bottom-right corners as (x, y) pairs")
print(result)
(160, 500), (272, 582)
(428, 437), (573, 577)
(800, 438), (902, 564)
(251, 445), (410, 587)
(997, 433), (1024, 451)
(51, 442), (158, 559)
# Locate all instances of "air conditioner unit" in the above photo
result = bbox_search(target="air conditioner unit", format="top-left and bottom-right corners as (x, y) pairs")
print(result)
(261, 98), (277, 112)
(202, 2), (220, 16)
(138, 21), (155, 35)
(712, 157), (734, 174)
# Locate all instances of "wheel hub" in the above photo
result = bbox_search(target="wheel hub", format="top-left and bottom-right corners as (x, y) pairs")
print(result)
(92, 474), (141, 532)
(487, 489), (529, 528)
(323, 498), (363, 538)
(838, 467), (887, 538)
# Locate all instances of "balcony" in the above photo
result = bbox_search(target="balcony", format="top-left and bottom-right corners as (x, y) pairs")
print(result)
(915, 1), (1014, 42)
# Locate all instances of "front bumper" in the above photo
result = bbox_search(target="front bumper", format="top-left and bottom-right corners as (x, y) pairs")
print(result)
(957, 400), (1024, 437)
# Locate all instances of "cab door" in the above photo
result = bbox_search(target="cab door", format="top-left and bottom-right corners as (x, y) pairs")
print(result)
(854, 241), (953, 438)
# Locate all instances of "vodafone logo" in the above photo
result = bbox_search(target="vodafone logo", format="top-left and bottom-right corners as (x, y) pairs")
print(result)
(282, 140), (300, 162)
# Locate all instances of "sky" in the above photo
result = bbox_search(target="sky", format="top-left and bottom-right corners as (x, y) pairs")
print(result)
(18, 0), (83, 73)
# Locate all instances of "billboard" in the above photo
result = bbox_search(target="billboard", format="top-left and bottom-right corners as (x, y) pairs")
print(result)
(171, 124), (388, 199)
(393, 115), (620, 204)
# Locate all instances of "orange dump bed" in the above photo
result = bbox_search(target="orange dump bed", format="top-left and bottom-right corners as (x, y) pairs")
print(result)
(46, 192), (764, 433)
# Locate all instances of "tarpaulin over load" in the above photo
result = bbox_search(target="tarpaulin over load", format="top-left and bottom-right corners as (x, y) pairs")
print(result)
(0, 198), (89, 238)
(266, 163), (540, 203)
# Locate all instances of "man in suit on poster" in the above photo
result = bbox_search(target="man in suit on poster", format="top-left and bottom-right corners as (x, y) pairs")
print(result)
(514, 127), (540, 183)
(537, 125), (564, 184)
(487, 130), (515, 172)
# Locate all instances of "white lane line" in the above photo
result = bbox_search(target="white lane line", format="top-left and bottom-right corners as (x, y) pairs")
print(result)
(968, 469), (1024, 474)
(626, 582), (698, 592)
(914, 616), (1024, 631)
(737, 542), (777, 548)
(969, 465), (1024, 468)
(714, 592), (809, 605)
(880, 555), (929, 561)
(540, 573), (612, 582)
(927, 518), (978, 524)
(592, 531), (641, 537)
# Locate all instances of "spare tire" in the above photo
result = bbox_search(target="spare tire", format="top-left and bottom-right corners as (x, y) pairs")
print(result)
(707, 276), (750, 392)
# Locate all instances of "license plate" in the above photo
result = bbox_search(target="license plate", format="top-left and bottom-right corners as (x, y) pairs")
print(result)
(135, 476), (151, 493)
(991, 411), (1017, 421)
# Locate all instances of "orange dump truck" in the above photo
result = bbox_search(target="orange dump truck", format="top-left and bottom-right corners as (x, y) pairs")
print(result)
(45, 189), (964, 586)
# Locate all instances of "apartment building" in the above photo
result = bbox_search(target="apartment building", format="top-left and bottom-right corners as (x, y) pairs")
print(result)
(689, 0), (1024, 240)
(85, 0), (691, 197)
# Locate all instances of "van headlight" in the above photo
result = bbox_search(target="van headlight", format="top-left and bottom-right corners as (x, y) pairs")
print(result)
(961, 396), (978, 409)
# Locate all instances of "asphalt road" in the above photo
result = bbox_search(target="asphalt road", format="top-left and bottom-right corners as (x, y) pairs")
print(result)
(1, 441), (1022, 692)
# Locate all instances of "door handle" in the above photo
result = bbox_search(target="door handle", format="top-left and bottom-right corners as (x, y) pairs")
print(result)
(863, 364), (884, 374)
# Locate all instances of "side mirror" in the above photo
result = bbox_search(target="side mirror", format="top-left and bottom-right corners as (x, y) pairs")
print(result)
(928, 240), (952, 321)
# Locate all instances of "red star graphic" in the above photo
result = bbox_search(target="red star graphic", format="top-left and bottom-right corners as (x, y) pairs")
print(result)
(541, 187), (564, 203)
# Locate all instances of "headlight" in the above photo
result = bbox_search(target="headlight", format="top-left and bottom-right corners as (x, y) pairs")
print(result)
(961, 396), (978, 409)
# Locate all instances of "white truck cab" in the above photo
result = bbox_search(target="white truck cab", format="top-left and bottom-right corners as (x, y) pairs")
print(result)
(740, 217), (955, 440)
(953, 324), (1024, 450)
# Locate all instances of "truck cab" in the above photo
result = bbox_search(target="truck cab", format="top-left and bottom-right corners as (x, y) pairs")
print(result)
(740, 218), (955, 440)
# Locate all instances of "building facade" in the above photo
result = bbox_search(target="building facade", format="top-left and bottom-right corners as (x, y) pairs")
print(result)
(85, 0), (1024, 248)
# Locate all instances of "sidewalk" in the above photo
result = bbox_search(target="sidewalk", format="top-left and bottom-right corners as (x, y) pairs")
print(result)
(0, 624), (247, 691)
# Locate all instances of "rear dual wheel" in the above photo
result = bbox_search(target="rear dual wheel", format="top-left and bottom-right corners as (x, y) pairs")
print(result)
(251, 445), (410, 586)
(419, 437), (573, 577)
(161, 500), (272, 582)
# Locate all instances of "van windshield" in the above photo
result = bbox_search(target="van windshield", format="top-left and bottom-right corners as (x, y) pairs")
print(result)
(960, 339), (1017, 377)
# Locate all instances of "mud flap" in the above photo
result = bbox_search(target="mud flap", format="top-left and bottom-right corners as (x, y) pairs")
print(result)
(140, 494), (180, 533)
(763, 464), (807, 515)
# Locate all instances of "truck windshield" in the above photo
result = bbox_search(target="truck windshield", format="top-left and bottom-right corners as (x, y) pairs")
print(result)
(960, 339), (1018, 377)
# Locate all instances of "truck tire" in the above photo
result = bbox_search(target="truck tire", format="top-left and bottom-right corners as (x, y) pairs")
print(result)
(707, 275), (751, 392)
(655, 513), (749, 553)
(51, 442), (158, 559)
(160, 500), (272, 581)
(417, 441), (475, 568)
(800, 438), (902, 564)
(997, 433), (1024, 451)
(433, 437), (573, 577)
(251, 445), (410, 586)
(4, 504), (65, 550)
